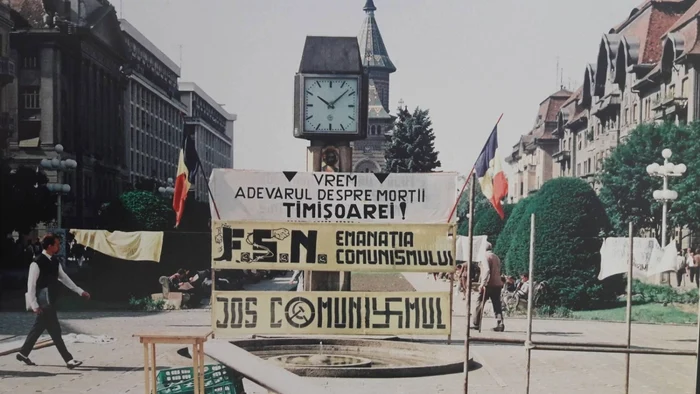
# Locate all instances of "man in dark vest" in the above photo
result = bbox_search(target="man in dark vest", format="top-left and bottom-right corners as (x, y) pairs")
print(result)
(16, 233), (90, 368)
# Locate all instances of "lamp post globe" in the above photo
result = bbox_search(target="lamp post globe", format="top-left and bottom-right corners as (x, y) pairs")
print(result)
(662, 148), (672, 159)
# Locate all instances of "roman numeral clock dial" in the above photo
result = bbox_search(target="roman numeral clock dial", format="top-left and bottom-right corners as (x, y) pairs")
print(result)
(304, 78), (359, 133)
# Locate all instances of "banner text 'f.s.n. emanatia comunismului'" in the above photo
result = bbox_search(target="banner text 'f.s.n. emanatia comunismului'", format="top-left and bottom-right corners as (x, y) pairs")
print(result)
(208, 170), (459, 223)
(212, 221), (455, 272)
(211, 291), (451, 336)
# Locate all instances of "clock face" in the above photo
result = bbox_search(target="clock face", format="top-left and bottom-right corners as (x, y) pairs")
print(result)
(303, 77), (359, 133)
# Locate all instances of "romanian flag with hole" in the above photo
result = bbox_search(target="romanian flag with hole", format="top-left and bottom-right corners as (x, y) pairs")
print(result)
(474, 125), (508, 219)
(173, 131), (199, 228)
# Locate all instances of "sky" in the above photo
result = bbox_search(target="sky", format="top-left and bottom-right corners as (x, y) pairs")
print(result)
(119, 0), (644, 176)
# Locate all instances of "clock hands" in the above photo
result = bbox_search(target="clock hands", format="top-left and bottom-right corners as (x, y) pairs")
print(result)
(330, 90), (349, 106)
(317, 96), (334, 109)
(316, 90), (352, 110)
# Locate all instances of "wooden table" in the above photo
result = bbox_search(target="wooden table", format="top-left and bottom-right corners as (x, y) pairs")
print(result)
(133, 330), (213, 394)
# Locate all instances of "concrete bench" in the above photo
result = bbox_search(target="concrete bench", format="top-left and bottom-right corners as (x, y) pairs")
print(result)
(204, 339), (326, 394)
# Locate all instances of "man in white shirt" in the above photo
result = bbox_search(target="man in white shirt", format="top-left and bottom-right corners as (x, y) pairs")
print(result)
(17, 234), (90, 369)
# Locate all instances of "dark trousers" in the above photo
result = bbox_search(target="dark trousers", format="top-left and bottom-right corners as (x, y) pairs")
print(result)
(691, 267), (699, 285)
(20, 308), (73, 362)
(473, 286), (503, 327)
(677, 269), (686, 287)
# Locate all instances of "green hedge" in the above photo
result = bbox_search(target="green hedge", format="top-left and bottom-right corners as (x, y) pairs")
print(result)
(473, 204), (514, 247)
(505, 177), (621, 310)
(494, 196), (533, 262)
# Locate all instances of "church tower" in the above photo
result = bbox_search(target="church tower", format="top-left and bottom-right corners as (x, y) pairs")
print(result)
(352, 0), (396, 173)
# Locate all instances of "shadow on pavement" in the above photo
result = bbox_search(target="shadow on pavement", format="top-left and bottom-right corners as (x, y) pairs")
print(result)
(69, 365), (168, 372)
(0, 370), (81, 378)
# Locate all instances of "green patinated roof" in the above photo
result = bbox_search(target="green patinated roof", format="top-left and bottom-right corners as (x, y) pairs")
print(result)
(367, 79), (392, 119)
(358, 1), (396, 73)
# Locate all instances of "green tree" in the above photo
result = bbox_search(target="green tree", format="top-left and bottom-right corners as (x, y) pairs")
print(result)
(599, 122), (700, 238)
(473, 204), (514, 247)
(505, 177), (620, 310)
(385, 106), (441, 172)
(99, 190), (175, 231)
(494, 196), (533, 261)
(455, 179), (491, 236)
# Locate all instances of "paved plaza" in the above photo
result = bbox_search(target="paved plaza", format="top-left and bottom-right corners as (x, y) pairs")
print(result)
(0, 274), (697, 394)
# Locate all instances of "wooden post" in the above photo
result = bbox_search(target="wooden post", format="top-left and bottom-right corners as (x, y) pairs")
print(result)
(463, 176), (476, 394)
(149, 343), (156, 393)
(624, 222), (634, 394)
(143, 343), (150, 394)
(525, 214), (535, 394)
(695, 273), (700, 393)
(448, 224), (457, 344)
(192, 342), (200, 394)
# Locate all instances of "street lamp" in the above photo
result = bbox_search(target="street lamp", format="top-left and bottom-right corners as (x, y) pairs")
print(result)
(646, 148), (687, 249)
(158, 177), (175, 197)
(40, 144), (78, 229)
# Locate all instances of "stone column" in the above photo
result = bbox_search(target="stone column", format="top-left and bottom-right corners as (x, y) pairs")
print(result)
(39, 47), (55, 147)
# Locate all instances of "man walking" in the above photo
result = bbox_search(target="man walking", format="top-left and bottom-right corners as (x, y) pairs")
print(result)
(472, 242), (505, 332)
(17, 233), (90, 369)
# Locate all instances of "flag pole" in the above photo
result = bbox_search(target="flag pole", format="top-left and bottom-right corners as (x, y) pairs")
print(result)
(195, 155), (221, 220)
(447, 113), (504, 223)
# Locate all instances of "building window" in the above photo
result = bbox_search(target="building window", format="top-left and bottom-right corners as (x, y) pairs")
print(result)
(633, 103), (638, 123)
(22, 55), (38, 69)
(21, 87), (40, 109)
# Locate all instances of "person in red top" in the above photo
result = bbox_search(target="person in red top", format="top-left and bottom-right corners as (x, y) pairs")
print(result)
(472, 242), (505, 332)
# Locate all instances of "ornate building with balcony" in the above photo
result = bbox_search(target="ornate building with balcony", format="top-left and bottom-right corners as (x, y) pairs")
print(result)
(0, 1), (14, 151)
(633, 1), (700, 125)
(550, 0), (693, 192)
(178, 82), (236, 202)
(6, 0), (128, 228)
(506, 89), (571, 203)
(351, 0), (396, 173)
(120, 19), (187, 190)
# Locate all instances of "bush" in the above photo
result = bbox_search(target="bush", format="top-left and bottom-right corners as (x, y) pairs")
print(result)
(536, 305), (573, 318)
(128, 296), (166, 312)
(632, 280), (699, 304)
(505, 177), (622, 310)
(473, 204), (515, 247)
(99, 190), (175, 231)
(494, 196), (533, 263)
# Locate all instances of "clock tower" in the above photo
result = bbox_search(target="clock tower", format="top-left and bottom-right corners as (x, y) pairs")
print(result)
(352, 0), (397, 173)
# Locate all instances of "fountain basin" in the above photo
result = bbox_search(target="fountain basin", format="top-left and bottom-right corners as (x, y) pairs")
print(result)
(231, 337), (475, 378)
(269, 354), (373, 368)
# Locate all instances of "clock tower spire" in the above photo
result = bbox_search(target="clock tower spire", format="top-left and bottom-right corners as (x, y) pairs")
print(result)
(353, 0), (397, 173)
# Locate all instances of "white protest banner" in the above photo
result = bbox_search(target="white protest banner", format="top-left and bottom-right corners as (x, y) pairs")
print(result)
(208, 170), (459, 223)
(212, 221), (455, 272)
(212, 291), (451, 336)
(454, 235), (489, 262)
(647, 242), (678, 276)
(598, 237), (659, 280)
